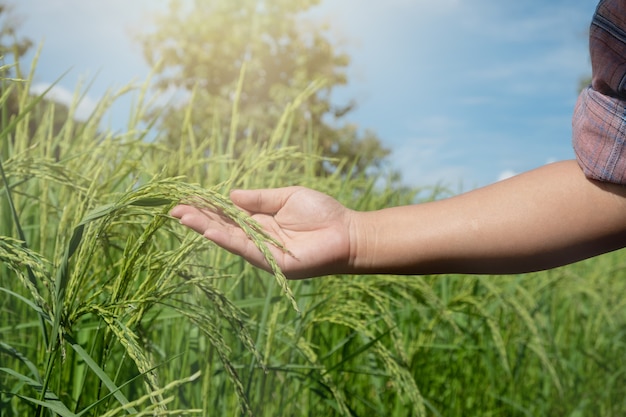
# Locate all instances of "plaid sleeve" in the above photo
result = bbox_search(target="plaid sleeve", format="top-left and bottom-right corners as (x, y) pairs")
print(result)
(572, 0), (626, 184)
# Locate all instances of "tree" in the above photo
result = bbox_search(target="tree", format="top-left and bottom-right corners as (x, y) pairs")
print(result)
(0, 2), (32, 61)
(1, 2), (36, 152)
(0, 2), (84, 160)
(139, 0), (390, 177)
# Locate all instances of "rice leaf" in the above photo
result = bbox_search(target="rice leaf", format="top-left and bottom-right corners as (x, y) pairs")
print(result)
(96, 372), (201, 417)
(66, 334), (137, 414)
(13, 394), (77, 417)
(0, 341), (43, 385)
(0, 367), (75, 417)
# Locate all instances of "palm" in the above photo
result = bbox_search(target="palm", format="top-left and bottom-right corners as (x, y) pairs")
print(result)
(171, 187), (352, 279)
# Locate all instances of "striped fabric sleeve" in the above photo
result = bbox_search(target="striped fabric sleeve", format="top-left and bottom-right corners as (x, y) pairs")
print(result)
(572, 0), (626, 184)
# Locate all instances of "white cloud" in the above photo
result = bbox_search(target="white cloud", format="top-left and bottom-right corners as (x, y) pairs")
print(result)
(497, 169), (517, 182)
(30, 83), (99, 121)
(497, 157), (562, 183)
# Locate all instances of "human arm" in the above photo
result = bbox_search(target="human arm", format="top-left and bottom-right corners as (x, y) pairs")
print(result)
(351, 160), (626, 274)
(170, 160), (626, 278)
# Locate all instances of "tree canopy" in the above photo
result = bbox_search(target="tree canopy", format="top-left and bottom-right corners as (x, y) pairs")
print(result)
(139, 0), (390, 177)
(0, 2), (86, 159)
(0, 3), (32, 60)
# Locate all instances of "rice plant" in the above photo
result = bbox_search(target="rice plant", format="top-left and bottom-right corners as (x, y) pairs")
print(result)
(1, 53), (626, 417)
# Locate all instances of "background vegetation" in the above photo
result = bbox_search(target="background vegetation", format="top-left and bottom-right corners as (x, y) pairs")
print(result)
(1, 1), (626, 416)
(139, 0), (391, 178)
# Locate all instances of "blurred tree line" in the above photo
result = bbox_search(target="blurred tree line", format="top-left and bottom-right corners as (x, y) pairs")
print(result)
(0, 3), (30, 58)
(1, 0), (391, 179)
(139, 0), (390, 177)
(0, 2), (77, 155)
(3, 0), (593, 178)
(1, 2), (33, 118)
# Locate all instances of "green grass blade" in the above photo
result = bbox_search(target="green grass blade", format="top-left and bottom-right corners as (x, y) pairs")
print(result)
(66, 334), (137, 414)
(0, 342), (43, 385)
(0, 284), (51, 323)
(0, 367), (76, 417)
(14, 394), (78, 417)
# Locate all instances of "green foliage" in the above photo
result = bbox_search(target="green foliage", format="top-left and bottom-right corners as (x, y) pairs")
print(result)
(2, 50), (626, 417)
(139, 0), (390, 177)
(0, 4), (84, 145)
(0, 2), (32, 59)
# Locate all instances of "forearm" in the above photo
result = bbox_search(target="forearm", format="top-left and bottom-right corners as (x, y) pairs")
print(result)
(349, 160), (626, 275)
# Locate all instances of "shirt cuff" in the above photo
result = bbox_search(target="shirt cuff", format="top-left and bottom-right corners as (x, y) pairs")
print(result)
(572, 86), (626, 184)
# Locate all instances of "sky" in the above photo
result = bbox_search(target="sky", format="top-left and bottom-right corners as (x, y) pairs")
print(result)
(14, 0), (599, 189)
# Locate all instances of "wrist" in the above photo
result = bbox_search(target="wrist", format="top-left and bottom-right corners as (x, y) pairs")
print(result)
(345, 209), (379, 274)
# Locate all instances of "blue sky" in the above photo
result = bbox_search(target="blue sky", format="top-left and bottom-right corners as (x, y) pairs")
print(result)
(15, 0), (598, 189)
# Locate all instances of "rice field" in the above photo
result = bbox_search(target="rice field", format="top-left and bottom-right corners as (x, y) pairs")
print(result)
(2, 58), (626, 417)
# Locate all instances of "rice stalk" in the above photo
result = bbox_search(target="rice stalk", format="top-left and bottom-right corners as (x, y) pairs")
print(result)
(451, 295), (511, 376)
(3, 152), (90, 195)
(86, 305), (164, 410)
(308, 277), (427, 415)
(93, 371), (201, 417)
(185, 276), (265, 371)
(0, 236), (50, 315)
(478, 277), (563, 394)
(169, 302), (253, 416)
(291, 331), (351, 416)
(40, 179), (270, 414)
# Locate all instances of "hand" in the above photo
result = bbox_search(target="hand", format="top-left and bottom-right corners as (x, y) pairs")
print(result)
(170, 186), (354, 279)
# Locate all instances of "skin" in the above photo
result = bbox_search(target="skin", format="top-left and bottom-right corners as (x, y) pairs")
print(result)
(170, 160), (626, 279)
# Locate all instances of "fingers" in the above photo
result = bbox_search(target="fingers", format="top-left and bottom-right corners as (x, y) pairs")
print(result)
(230, 187), (304, 214)
(202, 227), (272, 272)
(170, 203), (273, 272)
(170, 204), (196, 219)
(170, 204), (215, 235)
